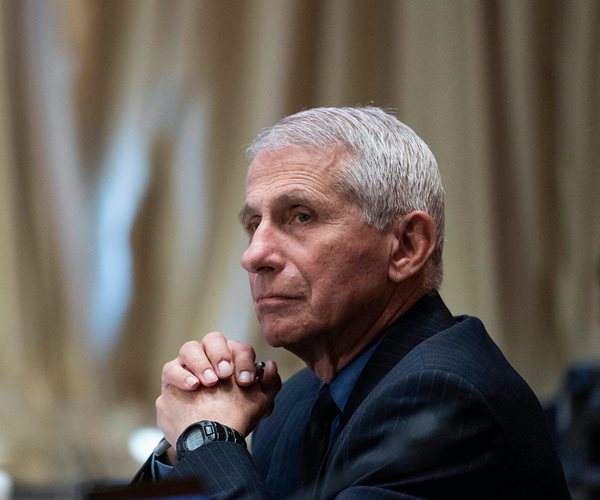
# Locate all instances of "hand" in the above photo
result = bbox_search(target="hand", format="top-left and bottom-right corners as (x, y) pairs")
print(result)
(156, 360), (281, 458)
(162, 332), (260, 389)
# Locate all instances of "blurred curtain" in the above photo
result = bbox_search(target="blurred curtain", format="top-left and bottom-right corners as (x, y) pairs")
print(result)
(0, 0), (598, 485)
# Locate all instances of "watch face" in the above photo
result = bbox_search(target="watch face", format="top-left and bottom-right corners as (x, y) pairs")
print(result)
(185, 429), (206, 451)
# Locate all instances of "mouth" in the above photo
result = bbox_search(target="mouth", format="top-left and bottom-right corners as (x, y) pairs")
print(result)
(254, 295), (303, 306)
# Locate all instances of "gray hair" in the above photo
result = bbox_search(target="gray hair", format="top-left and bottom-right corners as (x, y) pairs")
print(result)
(247, 107), (445, 290)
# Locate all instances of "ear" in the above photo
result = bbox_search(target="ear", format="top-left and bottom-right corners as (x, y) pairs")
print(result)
(388, 211), (437, 283)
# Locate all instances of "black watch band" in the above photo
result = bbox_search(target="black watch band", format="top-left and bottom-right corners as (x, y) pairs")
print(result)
(176, 420), (246, 461)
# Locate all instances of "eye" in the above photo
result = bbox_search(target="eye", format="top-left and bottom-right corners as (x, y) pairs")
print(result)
(288, 205), (314, 225)
(295, 212), (311, 223)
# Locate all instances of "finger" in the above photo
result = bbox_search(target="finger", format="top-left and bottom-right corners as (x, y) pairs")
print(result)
(228, 340), (257, 386)
(177, 340), (220, 386)
(259, 360), (282, 415)
(200, 331), (234, 379)
(162, 359), (201, 391)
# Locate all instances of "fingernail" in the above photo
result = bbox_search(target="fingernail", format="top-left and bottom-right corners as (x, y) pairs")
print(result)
(238, 371), (252, 384)
(186, 376), (199, 387)
(218, 360), (233, 377)
(203, 369), (218, 383)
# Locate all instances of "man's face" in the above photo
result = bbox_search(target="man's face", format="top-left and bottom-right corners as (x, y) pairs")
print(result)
(240, 146), (395, 353)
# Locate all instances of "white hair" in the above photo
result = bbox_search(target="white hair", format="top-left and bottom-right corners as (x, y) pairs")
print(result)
(247, 107), (445, 290)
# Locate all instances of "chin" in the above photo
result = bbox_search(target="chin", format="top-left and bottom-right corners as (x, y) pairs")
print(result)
(260, 320), (301, 349)
(261, 328), (292, 348)
(261, 322), (322, 356)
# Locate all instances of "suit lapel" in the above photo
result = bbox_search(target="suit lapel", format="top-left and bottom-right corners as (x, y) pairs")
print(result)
(338, 292), (455, 433)
(263, 373), (320, 497)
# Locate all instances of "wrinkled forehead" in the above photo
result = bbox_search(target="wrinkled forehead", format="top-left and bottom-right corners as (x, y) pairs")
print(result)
(246, 144), (348, 186)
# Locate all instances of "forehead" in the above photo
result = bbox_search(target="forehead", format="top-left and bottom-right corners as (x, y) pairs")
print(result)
(245, 145), (345, 202)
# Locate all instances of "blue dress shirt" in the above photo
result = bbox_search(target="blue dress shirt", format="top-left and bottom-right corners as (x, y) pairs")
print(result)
(327, 338), (381, 443)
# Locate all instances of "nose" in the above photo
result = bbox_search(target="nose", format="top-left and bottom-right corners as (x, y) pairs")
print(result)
(241, 221), (284, 275)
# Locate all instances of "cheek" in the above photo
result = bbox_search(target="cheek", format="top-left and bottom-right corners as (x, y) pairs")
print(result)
(309, 253), (371, 302)
(324, 256), (388, 306)
(335, 246), (385, 280)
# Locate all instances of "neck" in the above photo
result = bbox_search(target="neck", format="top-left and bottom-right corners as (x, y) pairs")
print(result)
(297, 285), (429, 383)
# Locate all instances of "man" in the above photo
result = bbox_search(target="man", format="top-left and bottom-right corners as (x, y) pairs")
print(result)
(135, 107), (570, 498)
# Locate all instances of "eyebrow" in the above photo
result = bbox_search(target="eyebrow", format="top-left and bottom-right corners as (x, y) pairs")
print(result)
(238, 190), (319, 224)
(238, 204), (255, 225)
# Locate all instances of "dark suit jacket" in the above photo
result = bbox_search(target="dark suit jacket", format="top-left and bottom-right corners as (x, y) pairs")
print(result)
(147, 292), (570, 499)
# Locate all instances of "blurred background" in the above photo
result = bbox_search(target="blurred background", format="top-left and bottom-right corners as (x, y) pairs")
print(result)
(0, 0), (598, 496)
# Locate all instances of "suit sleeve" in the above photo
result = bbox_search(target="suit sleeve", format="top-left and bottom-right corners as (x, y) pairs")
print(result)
(165, 441), (271, 499)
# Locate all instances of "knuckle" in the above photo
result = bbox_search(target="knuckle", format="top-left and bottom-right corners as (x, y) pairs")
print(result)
(179, 340), (200, 358)
(162, 359), (174, 374)
(185, 353), (209, 370)
(161, 363), (172, 384)
(231, 340), (256, 358)
(203, 331), (223, 343)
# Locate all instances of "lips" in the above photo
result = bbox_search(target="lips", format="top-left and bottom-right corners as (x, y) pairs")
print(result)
(254, 294), (302, 304)
(251, 277), (307, 307)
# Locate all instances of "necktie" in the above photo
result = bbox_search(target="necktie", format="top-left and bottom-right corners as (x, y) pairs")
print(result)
(301, 384), (340, 488)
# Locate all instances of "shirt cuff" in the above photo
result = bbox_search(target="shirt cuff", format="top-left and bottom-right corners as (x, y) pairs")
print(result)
(150, 438), (174, 481)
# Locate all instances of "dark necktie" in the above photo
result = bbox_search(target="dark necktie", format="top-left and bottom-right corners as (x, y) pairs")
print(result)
(301, 384), (340, 488)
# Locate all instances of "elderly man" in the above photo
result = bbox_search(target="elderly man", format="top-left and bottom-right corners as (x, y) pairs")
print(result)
(135, 107), (569, 498)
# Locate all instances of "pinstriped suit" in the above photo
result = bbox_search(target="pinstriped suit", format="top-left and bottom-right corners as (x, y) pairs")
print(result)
(159, 292), (570, 499)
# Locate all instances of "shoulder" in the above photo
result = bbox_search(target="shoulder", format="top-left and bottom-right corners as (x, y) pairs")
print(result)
(379, 314), (548, 432)
(403, 315), (540, 408)
(329, 316), (568, 497)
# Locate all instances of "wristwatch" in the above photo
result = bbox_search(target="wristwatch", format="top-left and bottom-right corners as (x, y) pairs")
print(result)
(176, 420), (246, 461)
